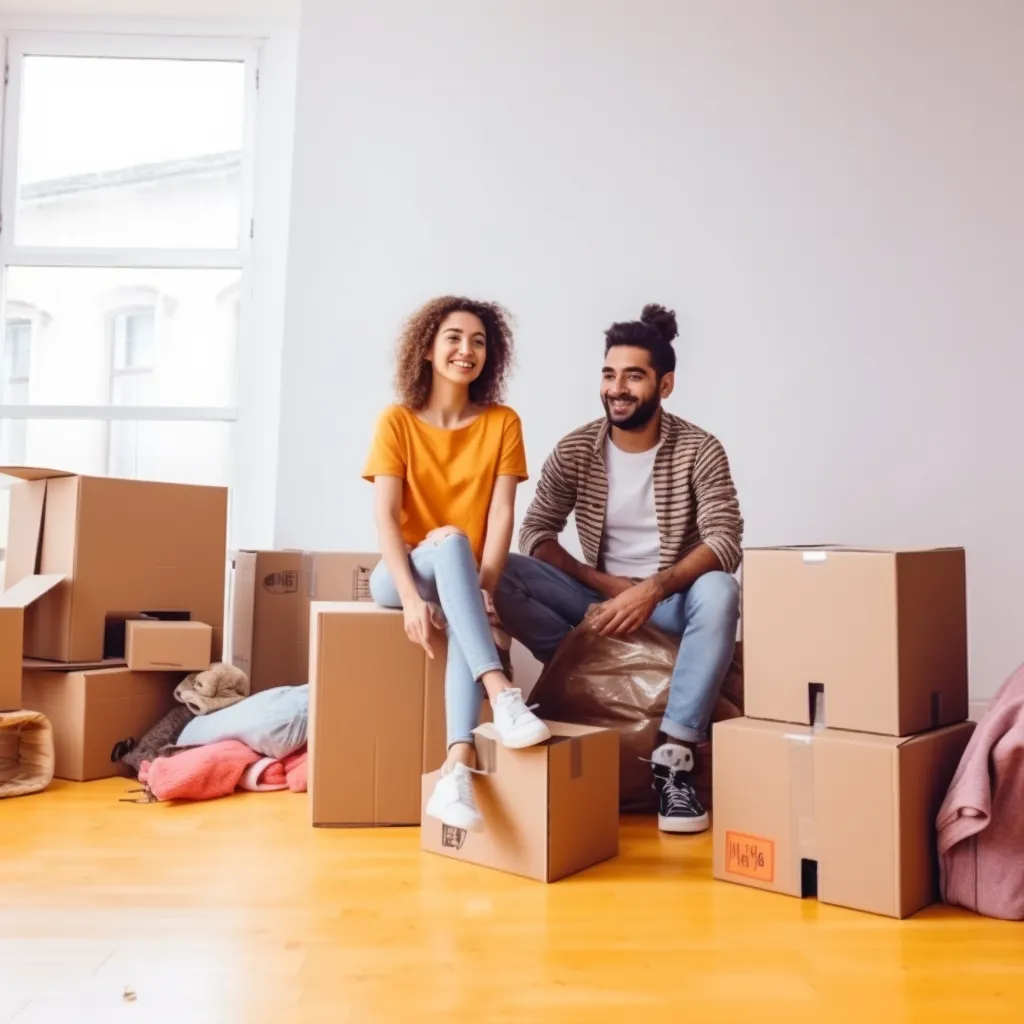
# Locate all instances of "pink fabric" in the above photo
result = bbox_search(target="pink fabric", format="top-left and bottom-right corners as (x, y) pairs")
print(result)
(936, 662), (1024, 920)
(238, 757), (288, 792)
(140, 740), (261, 802)
(283, 747), (307, 792)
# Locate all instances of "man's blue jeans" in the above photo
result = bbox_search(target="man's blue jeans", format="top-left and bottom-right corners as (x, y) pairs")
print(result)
(494, 554), (740, 743)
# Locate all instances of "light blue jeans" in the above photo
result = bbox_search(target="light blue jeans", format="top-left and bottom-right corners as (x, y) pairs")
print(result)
(369, 532), (504, 748)
(494, 554), (739, 743)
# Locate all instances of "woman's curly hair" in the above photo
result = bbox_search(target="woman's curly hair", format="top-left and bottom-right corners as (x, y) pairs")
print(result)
(395, 296), (515, 410)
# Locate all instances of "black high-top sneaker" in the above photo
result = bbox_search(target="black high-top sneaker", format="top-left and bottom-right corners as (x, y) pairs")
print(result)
(649, 743), (709, 834)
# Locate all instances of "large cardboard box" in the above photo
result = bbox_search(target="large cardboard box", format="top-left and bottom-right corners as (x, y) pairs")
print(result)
(126, 620), (212, 672)
(231, 550), (379, 693)
(712, 716), (975, 918)
(308, 601), (445, 827)
(742, 546), (969, 735)
(0, 573), (64, 711)
(2, 467), (228, 664)
(22, 666), (181, 781)
(420, 721), (620, 882)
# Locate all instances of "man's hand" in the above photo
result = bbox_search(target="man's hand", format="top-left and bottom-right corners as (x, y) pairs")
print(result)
(589, 579), (660, 637)
(591, 573), (635, 600)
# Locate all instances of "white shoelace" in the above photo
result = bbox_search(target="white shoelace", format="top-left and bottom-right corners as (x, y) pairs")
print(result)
(496, 688), (539, 724)
(663, 776), (700, 816)
(454, 768), (476, 804)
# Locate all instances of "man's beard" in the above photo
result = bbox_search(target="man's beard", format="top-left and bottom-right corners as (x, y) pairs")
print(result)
(602, 393), (660, 431)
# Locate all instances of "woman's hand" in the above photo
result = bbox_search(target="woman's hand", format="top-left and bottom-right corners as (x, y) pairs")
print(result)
(404, 597), (435, 659)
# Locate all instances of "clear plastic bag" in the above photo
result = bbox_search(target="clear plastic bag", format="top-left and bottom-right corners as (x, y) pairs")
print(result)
(530, 617), (743, 813)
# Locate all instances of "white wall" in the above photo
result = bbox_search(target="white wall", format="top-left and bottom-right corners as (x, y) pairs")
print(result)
(277, 0), (1024, 701)
(0, 1), (297, 18)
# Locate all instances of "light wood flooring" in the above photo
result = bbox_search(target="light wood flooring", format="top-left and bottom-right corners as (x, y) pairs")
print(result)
(1, 778), (1022, 1023)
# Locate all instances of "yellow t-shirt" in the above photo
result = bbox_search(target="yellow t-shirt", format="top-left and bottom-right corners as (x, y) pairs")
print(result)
(362, 403), (529, 562)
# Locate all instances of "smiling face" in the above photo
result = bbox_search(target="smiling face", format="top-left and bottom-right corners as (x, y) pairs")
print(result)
(600, 345), (674, 430)
(427, 311), (487, 388)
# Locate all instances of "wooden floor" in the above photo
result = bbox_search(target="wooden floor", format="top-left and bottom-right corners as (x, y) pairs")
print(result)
(1, 780), (1021, 1024)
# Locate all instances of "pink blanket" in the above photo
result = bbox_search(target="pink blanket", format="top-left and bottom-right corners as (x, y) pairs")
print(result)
(140, 742), (308, 802)
(936, 663), (1024, 920)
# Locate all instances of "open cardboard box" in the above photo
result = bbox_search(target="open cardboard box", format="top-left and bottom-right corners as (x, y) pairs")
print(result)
(0, 573), (65, 711)
(420, 720), (620, 882)
(1, 466), (227, 664)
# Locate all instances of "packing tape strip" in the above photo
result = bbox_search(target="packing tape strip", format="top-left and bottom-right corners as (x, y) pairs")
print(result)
(786, 730), (818, 888)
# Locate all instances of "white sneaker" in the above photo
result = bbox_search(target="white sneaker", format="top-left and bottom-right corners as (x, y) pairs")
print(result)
(491, 688), (551, 749)
(425, 763), (483, 832)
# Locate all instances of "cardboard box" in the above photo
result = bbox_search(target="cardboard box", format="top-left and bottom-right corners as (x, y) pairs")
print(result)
(2, 467), (227, 664)
(308, 602), (445, 827)
(0, 573), (65, 711)
(22, 666), (181, 781)
(420, 721), (620, 882)
(712, 716), (975, 918)
(742, 546), (968, 735)
(231, 550), (379, 693)
(125, 620), (212, 672)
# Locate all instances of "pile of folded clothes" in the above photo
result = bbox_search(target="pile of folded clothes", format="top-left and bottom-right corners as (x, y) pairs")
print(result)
(120, 675), (309, 804)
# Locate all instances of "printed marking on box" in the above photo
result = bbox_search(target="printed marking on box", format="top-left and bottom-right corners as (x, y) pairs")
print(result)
(725, 830), (775, 883)
(441, 825), (466, 850)
(353, 565), (373, 601)
(263, 570), (298, 595)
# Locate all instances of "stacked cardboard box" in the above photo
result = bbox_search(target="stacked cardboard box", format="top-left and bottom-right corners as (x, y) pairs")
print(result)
(0, 466), (227, 781)
(713, 546), (976, 918)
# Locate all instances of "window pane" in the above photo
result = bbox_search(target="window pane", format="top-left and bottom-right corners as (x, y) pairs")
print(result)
(0, 419), (233, 486)
(5, 267), (240, 407)
(16, 56), (246, 249)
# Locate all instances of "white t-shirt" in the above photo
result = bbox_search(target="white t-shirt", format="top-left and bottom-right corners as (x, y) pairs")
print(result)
(601, 437), (661, 579)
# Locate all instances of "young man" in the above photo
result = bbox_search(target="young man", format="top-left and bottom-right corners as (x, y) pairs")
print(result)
(493, 304), (743, 834)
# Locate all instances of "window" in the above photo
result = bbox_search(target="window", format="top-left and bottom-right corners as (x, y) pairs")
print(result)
(107, 307), (155, 476)
(0, 32), (258, 486)
(0, 318), (31, 463)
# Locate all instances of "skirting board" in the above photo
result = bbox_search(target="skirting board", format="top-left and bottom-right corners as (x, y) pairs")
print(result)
(969, 700), (988, 722)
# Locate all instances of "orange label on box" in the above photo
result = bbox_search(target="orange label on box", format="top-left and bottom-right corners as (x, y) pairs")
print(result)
(725, 831), (775, 883)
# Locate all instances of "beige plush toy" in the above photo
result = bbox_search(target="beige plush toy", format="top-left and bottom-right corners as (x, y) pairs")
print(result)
(174, 662), (250, 716)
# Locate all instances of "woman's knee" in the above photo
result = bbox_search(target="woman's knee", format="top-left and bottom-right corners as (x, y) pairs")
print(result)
(368, 561), (401, 608)
(423, 525), (468, 546)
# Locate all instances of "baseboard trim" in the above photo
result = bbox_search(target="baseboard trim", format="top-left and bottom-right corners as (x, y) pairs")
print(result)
(969, 700), (989, 722)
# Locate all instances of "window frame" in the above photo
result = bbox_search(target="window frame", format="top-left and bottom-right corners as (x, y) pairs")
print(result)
(0, 28), (260, 425)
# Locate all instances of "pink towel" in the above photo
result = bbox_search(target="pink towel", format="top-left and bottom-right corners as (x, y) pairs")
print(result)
(140, 740), (261, 802)
(284, 747), (307, 792)
(238, 757), (289, 792)
(936, 662), (1024, 920)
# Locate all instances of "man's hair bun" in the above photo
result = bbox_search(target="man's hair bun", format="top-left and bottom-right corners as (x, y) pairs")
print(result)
(640, 304), (678, 345)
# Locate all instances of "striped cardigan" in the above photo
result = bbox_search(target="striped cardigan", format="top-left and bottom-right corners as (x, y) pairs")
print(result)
(518, 412), (744, 575)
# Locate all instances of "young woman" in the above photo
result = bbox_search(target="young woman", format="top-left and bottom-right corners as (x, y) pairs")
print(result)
(362, 296), (550, 832)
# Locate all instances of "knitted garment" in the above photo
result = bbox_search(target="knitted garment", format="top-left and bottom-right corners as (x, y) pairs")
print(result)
(174, 663), (250, 716)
